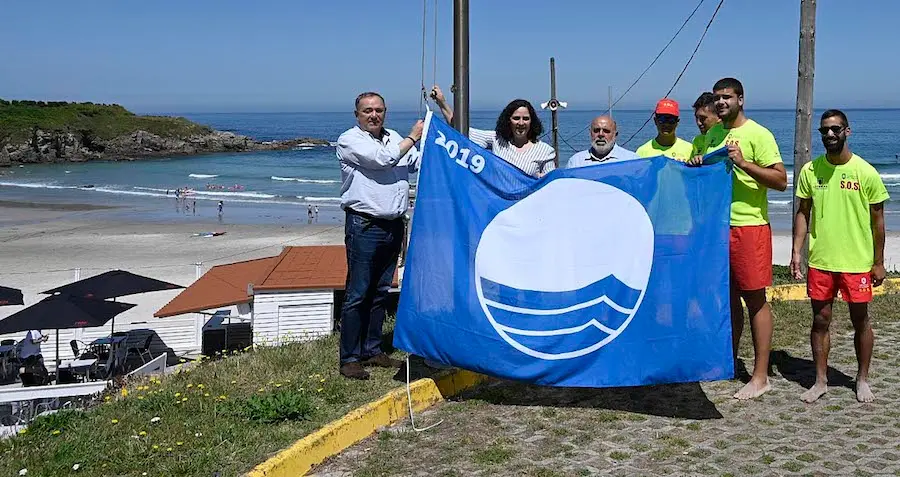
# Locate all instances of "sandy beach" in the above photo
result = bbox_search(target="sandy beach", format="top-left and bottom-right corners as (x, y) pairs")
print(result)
(0, 204), (345, 326)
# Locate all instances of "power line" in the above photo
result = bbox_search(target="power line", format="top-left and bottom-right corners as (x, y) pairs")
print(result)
(556, 0), (708, 143)
(622, 0), (726, 146)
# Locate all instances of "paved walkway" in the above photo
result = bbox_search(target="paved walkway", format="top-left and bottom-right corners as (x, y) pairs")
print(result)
(314, 314), (900, 476)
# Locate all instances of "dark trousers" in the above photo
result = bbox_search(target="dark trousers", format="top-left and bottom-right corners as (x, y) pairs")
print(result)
(339, 210), (403, 365)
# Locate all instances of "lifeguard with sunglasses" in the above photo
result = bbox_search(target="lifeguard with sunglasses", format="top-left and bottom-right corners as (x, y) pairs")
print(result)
(791, 109), (888, 404)
(636, 98), (694, 162)
(691, 77), (789, 401)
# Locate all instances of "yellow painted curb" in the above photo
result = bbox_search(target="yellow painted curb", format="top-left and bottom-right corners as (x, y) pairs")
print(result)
(246, 369), (488, 477)
(767, 277), (900, 301)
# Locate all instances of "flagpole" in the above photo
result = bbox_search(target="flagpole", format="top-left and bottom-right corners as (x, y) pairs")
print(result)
(452, 0), (469, 133)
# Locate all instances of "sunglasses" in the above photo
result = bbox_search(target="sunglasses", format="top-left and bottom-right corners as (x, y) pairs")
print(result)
(818, 125), (845, 135)
(656, 115), (678, 124)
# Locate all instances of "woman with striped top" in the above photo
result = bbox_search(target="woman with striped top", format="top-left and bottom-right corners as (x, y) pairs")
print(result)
(431, 86), (556, 178)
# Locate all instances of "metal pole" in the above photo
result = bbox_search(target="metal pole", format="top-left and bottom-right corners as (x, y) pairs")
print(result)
(792, 0), (816, 272)
(452, 0), (469, 133)
(550, 57), (560, 168)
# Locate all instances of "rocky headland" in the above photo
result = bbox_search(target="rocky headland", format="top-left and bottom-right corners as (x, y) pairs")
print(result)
(0, 100), (330, 166)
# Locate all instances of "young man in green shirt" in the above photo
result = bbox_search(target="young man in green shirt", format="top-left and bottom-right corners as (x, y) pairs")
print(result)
(691, 92), (719, 156)
(791, 109), (888, 403)
(693, 77), (789, 400)
(635, 98), (693, 162)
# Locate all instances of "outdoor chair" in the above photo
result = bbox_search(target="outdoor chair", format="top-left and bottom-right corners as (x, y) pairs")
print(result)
(126, 335), (154, 365)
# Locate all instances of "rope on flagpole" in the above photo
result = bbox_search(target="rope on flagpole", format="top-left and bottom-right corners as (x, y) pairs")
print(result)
(405, 356), (443, 432)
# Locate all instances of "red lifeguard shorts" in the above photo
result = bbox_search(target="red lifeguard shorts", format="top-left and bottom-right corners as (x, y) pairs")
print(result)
(807, 267), (873, 303)
(730, 224), (773, 291)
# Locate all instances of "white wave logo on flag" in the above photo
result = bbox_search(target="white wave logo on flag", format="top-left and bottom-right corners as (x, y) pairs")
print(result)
(474, 178), (654, 360)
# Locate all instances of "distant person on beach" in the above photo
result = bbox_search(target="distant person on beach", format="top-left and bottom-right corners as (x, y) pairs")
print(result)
(217, 200), (223, 219)
(307, 204), (313, 223)
(566, 115), (639, 168)
(335, 91), (423, 380)
(635, 98), (693, 162)
(691, 91), (720, 156)
(431, 85), (555, 177)
(691, 77), (788, 400)
(791, 109), (888, 403)
(192, 199), (196, 215)
(314, 205), (319, 220)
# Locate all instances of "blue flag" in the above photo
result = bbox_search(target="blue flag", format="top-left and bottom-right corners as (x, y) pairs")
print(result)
(394, 113), (734, 387)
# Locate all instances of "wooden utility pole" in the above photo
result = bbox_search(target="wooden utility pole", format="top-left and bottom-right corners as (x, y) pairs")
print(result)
(541, 58), (566, 168)
(792, 0), (817, 270)
(452, 0), (469, 133)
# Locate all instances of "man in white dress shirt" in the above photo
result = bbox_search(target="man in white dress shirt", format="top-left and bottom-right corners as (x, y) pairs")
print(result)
(335, 92), (424, 380)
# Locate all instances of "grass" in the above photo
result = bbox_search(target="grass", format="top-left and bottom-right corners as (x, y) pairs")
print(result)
(0, 99), (211, 144)
(0, 330), (405, 477)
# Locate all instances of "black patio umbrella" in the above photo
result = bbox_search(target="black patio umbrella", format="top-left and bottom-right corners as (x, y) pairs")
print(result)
(42, 270), (183, 334)
(0, 294), (135, 382)
(0, 286), (24, 306)
(42, 270), (184, 300)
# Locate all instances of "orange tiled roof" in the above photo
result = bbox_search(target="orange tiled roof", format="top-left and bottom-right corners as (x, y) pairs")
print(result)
(155, 245), (400, 318)
(254, 245), (348, 291)
(154, 256), (278, 318)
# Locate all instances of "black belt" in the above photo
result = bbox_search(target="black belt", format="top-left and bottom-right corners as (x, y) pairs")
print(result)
(345, 208), (402, 223)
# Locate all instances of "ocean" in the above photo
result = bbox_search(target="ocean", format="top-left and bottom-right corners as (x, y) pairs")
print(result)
(1, 109), (899, 229)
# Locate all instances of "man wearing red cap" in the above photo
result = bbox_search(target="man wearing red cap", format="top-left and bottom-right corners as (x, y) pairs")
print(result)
(635, 98), (694, 162)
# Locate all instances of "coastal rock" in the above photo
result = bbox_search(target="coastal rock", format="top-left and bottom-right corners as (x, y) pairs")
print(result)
(2, 129), (330, 164)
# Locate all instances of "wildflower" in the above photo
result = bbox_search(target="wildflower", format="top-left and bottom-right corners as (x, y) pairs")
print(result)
(121, 388), (129, 398)
(230, 380), (237, 385)
(198, 384), (204, 389)
(150, 417), (161, 424)
(317, 388), (323, 393)
(104, 396), (111, 401)
(166, 447), (173, 452)
(181, 397), (188, 402)
(72, 463), (81, 471)
(111, 419), (119, 424)
(204, 393), (210, 397)
(179, 358), (186, 363)
(186, 384), (193, 389)
(258, 388), (265, 393)
(139, 431), (147, 437)
(18, 429), (27, 435)
(285, 379), (291, 383)
(218, 395), (227, 400)
(138, 396), (145, 400)
(152, 445), (159, 450)
(195, 432), (202, 437)
(176, 442), (184, 446)
(320, 378), (326, 383)
(18, 469), (27, 476)
(275, 383), (282, 388)
(175, 393), (181, 398)
(52, 430), (61, 435)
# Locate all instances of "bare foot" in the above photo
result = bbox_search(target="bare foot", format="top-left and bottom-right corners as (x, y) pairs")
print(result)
(856, 380), (875, 403)
(800, 382), (828, 403)
(733, 378), (771, 400)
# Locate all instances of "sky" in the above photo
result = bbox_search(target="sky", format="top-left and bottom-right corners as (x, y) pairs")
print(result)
(1, 0), (897, 113)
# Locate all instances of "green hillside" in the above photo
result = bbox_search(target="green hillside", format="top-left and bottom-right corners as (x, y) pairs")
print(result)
(0, 99), (212, 144)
